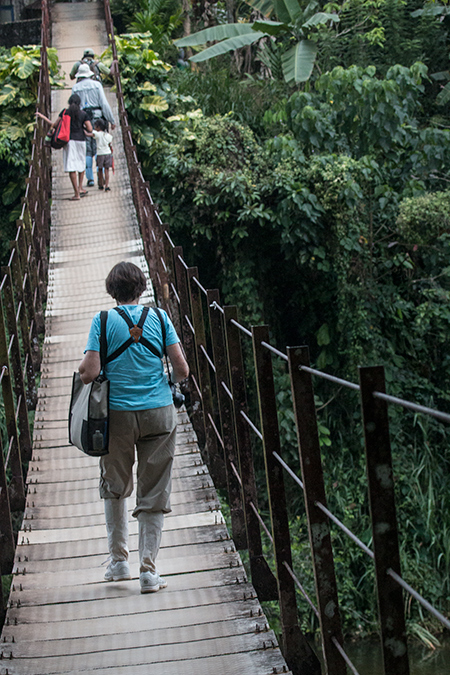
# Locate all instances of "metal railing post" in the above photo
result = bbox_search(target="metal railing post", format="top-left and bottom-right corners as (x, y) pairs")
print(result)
(0, 432), (15, 575)
(3, 260), (37, 411)
(252, 325), (321, 675)
(187, 269), (225, 488)
(0, 299), (25, 513)
(288, 346), (346, 673)
(173, 246), (205, 450)
(205, 291), (244, 538)
(1, 270), (32, 463)
(359, 365), (409, 675)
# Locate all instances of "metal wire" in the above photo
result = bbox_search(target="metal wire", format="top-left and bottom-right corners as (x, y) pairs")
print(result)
(177, 254), (188, 270)
(230, 318), (252, 338)
(229, 460), (243, 487)
(282, 561), (319, 618)
(170, 283), (180, 306)
(190, 374), (202, 400)
(314, 501), (374, 560)
(274, 450), (374, 559)
(209, 300), (224, 314)
(300, 365), (360, 392)
(373, 391), (450, 425)
(192, 275), (207, 296)
(331, 637), (361, 675)
(273, 451), (304, 490)
(387, 568), (450, 631)
(200, 344), (216, 372)
(261, 340), (288, 362)
(185, 315), (195, 335)
(164, 229), (175, 248)
(240, 410), (263, 440)
(221, 380), (233, 400)
(208, 413), (225, 450)
(249, 501), (273, 543)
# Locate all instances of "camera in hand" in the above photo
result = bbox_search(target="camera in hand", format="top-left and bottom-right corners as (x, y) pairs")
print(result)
(170, 382), (185, 409)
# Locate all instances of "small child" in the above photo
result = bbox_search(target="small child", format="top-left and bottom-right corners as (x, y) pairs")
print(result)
(92, 119), (113, 191)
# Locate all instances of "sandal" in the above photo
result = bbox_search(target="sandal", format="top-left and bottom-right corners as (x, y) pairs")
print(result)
(80, 191), (89, 197)
(105, 187), (111, 192)
(69, 196), (80, 201)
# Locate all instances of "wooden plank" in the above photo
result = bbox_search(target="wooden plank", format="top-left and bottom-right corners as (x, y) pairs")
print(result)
(15, 524), (231, 562)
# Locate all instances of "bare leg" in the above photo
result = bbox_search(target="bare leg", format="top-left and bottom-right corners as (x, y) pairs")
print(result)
(78, 171), (85, 193)
(98, 168), (104, 188)
(69, 172), (79, 199)
(104, 167), (110, 189)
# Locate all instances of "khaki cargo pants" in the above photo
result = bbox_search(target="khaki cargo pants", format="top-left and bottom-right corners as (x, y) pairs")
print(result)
(99, 404), (177, 518)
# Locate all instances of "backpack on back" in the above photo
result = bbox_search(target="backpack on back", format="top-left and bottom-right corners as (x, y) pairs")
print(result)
(82, 56), (101, 81)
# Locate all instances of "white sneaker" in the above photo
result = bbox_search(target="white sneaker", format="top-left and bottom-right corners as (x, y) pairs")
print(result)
(140, 571), (168, 594)
(104, 560), (131, 582)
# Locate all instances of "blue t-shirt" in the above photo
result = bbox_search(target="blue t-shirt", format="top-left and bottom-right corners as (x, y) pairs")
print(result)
(85, 305), (180, 411)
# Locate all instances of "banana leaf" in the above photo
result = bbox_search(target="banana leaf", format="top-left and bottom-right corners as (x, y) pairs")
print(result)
(272, 0), (291, 24)
(175, 23), (255, 47)
(281, 40), (317, 83)
(252, 20), (289, 36)
(243, 0), (275, 18)
(281, 0), (303, 22)
(302, 11), (340, 28)
(190, 32), (268, 63)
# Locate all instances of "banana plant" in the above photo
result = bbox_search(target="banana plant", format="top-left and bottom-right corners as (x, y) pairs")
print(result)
(174, 0), (339, 83)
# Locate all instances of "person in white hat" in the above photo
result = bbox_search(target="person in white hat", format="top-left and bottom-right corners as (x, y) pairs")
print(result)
(72, 63), (116, 187)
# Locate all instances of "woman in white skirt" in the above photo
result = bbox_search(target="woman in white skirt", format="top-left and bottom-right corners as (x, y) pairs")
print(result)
(37, 93), (93, 200)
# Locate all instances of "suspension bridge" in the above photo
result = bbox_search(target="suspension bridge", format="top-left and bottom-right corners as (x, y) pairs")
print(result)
(0, 2), (291, 674)
(0, 2), (448, 675)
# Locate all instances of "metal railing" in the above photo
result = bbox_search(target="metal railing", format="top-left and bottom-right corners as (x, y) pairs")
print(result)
(0, 0), (50, 626)
(103, 3), (449, 674)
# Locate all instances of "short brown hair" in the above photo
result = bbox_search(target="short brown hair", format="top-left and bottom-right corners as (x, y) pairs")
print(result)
(105, 262), (146, 303)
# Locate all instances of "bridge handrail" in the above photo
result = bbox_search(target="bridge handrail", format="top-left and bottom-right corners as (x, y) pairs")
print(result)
(0, 0), (51, 625)
(102, 3), (449, 674)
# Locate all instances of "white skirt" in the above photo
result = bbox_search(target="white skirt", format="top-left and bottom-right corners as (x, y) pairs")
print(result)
(63, 139), (86, 173)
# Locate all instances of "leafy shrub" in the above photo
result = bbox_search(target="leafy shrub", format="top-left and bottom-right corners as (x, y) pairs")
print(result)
(397, 190), (450, 245)
(0, 45), (61, 263)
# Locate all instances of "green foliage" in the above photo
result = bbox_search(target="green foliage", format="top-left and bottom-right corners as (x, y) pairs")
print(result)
(0, 45), (58, 264)
(174, 1), (340, 82)
(116, 18), (450, 641)
(103, 34), (196, 145)
(396, 189), (450, 245)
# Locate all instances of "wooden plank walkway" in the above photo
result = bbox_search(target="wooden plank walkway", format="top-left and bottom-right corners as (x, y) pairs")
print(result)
(0, 3), (291, 673)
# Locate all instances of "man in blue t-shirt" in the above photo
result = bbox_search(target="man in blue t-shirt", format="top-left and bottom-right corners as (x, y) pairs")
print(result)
(79, 261), (189, 594)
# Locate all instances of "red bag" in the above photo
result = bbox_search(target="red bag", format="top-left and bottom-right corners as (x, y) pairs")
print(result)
(50, 109), (71, 149)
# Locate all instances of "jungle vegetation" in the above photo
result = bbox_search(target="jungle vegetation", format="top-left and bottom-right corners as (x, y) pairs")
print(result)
(104, 0), (450, 648)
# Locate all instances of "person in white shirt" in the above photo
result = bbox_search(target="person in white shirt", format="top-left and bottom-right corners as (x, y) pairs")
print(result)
(92, 119), (113, 191)
(72, 63), (116, 187)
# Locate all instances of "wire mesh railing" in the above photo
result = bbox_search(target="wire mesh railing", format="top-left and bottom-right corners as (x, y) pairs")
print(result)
(0, 0), (50, 627)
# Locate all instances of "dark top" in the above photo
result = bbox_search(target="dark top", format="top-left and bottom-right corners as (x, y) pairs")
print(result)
(59, 108), (89, 141)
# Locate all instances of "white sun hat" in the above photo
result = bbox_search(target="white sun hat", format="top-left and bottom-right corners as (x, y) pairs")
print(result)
(76, 63), (93, 79)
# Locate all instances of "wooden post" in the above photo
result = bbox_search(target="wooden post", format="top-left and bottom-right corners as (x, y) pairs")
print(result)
(222, 304), (277, 596)
(187, 269), (226, 489)
(252, 325), (321, 675)
(173, 246), (205, 450)
(288, 346), (346, 673)
(359, 366), (410, 675)
(206, 292), (245, 542)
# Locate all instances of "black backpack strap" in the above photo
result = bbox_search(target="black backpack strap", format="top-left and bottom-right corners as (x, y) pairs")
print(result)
(153, 307), (166, 355)
(100, 311), (108, 371)
(139, 307), (163, 358)
(106, 306), (162, 363)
